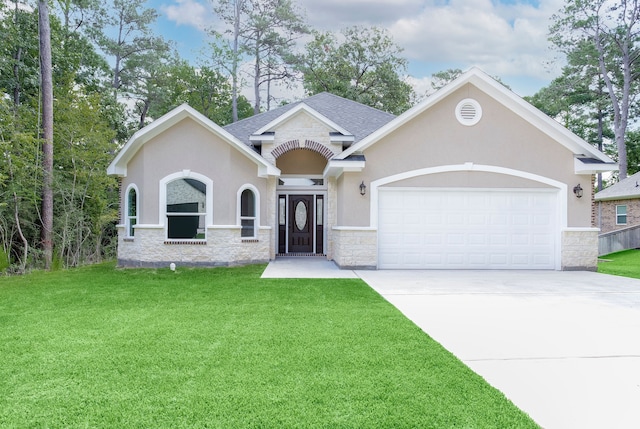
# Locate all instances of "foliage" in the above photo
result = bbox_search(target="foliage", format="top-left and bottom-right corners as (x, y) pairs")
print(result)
(550, 0), (640, 179)
(430, 68), (464, 92)
(526, 41), (615, 149)
(429, 68), (509, 96)
(0, 4), (121, 272)
(0, 263), (538, 428)
(145, 60), (253, 126)
(295, 26), (414, 115)
(52, 89), (119, 266)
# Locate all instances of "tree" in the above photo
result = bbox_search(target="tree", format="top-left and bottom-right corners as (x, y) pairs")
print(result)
(143, 59), (252, 126)
(242, 0), (307, 114)
(430, 69), (464, 92)
(550, 0), (640, 180)
(91, 0), (170, 99)
(295, 26), (414, 115)
(1, 5), (124, 271)
(526, 41), (615, 190)
(211, 0), (307, 117)
(211, 0), (244, 122)
(39, 0), (54, 270)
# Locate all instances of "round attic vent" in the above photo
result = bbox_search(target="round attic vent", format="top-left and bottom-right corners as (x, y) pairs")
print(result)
(455, 98), (482, 126)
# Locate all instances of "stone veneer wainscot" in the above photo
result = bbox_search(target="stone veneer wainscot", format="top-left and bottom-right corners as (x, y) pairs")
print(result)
(116, 225), (271, 267)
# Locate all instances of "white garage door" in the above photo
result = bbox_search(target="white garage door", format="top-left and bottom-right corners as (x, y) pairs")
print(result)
(378, 189), (558, 269)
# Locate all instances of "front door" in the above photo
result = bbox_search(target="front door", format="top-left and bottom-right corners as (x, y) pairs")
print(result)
(288, 195), (313, 253)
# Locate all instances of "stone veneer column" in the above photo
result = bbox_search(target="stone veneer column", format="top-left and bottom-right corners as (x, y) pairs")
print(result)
(561, 228), (599, 271)
(326, 176), (337, 260)
(266, 176), (277, 260)
(331, 227), (377, 269)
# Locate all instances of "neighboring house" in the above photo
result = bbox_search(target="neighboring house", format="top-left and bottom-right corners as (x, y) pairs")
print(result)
(594, 171), (640, 233)
(594, 171), (640, 255)
(107, 68), (616, 271)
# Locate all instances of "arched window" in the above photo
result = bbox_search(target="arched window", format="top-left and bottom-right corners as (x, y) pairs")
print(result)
(165, 178), (207, 240)
(238, 186), (259, 238)
(125, 185), (138, 238)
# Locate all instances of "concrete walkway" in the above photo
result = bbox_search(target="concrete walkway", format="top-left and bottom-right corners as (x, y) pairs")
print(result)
(261, 257), (358, 278)
(358, 270), (640, 429)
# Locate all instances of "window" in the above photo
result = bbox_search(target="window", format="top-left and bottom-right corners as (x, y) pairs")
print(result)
(239, 186), (259, 238)
(616, 205), (628, 225)
(166, 178), (207, 239)
(125, 185), (138, 237)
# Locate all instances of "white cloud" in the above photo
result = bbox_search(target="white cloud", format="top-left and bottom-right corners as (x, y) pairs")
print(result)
(389, 0), (564, 81)
(296, 0), (566, 92)
(161, 0), (209, 31)
(158, 0), (567, 97)
(299, 0), (423, 29)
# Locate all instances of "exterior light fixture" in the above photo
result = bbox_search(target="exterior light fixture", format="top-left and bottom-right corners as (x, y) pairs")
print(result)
(573, 184), (583, 198)
(359, 181), (367, 196)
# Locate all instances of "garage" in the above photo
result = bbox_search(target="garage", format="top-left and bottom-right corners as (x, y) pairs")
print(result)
(378, 188), (559, 269)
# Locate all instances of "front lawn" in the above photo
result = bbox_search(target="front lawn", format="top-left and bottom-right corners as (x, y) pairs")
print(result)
(0, 263), (537, 428)
(598, 249), (640, 278)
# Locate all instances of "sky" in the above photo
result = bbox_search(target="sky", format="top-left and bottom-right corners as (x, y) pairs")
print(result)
(148, 0), (567, 100)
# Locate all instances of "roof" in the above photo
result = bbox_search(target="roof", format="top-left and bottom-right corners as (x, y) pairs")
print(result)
(337, 67), (617, 174)
(223, 92), (396, 146)
(107, 104), (279, 178)
(595, 171), (640, 201)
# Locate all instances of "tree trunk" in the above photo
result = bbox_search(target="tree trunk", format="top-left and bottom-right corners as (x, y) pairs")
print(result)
(597, 108), (604, 191)
(39, 0), (54, 270)
(12, 47), (22, 106)
(139, 99), (150, 129)
(14, 193), (29, 274)
(231, 0), (242, 122)
(253, 42), (261, 114)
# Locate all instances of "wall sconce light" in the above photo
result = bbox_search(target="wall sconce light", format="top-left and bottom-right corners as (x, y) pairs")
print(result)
(359, 181), (367, 196)
(573, 184), (583, 198)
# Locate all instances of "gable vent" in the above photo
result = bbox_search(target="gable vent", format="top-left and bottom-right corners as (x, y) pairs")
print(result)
(455, 98), (482, 126)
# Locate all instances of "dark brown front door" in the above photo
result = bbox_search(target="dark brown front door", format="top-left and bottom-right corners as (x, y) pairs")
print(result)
(289, 195), (313, 253)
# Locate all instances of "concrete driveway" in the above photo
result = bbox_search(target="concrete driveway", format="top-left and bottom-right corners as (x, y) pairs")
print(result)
(357, 270), (640, 429)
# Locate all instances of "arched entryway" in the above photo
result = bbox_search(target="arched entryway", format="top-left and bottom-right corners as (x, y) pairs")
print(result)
(275, 144), (330, 255)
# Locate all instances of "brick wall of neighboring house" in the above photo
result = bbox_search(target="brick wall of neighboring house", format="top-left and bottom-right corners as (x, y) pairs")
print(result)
(598, 199), (640, 233)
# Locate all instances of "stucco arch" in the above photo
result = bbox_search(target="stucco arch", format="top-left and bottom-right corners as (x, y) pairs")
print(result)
(369, 163), (568, 229)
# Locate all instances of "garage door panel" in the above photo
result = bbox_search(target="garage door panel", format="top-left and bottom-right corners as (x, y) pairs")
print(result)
(379, 189), (557, 270)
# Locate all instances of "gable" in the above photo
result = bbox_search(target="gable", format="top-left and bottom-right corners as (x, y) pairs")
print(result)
(107, 104), (279, 178)
(224, 92), (395, 147)
(336, 68), (616, 174)
(362, 83), (573, 176)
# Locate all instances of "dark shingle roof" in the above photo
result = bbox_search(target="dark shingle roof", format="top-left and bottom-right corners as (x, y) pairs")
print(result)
(595, 171), (640, 201)
(223, 92), (396, 146)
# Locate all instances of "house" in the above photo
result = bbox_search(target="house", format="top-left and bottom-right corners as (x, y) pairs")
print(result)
(107, 68), (616, 270)
(594, 171), (640, 255)
(594, 171), (640, 233)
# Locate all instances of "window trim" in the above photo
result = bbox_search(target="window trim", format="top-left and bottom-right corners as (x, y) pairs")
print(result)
(124, 184), (139, 238)
(159, 171), (213, 241)
(237, 184), (260, 239)
(616, 204), (628, 225)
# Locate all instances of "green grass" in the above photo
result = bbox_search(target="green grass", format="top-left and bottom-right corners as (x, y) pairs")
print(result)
(0, 263), (538, 429)
(598, 249), (640, 278)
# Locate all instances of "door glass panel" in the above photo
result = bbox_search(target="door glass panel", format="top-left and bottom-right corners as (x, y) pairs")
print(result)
(295, 201), (307, 230)
(316, 198), (323, 226)
(279, 197), (286, 225)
